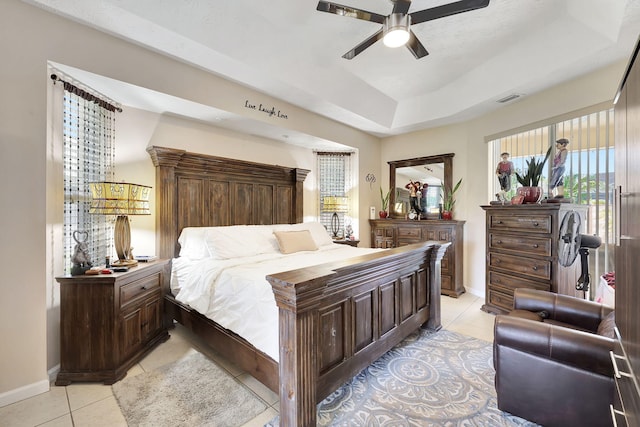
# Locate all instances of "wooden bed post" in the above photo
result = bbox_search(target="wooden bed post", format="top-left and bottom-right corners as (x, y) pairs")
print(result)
(427, 243), (449, 331)
(269, 268), (335, 426)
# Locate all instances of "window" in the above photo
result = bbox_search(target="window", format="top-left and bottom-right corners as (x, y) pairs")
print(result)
(57, 75), (119, 273)
(490, 108), (615, 293)
(316, 152), (352, 238)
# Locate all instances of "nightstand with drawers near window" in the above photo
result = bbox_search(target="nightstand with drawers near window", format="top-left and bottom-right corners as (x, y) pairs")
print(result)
(55, 260), (169, 385)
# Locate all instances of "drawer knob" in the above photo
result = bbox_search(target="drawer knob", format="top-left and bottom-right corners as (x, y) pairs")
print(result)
(496, 220), (503, 224)
(497, 240), (502, 244)
(532, 266), (538, 271)
(533, 244), (539, 248)
(533, 222), (539, 226)
(141, 285), (147, 290)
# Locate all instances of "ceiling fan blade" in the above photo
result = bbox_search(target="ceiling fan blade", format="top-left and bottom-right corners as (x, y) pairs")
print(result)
(406, 30), (429, 59)
(410, 0), (490, 25)
(342, 29), (384, 59)
(392, 0), (412, 15)
(316, 1), (386, 24)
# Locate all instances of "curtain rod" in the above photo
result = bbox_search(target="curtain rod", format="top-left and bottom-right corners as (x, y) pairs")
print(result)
(50, 74), (122, 113)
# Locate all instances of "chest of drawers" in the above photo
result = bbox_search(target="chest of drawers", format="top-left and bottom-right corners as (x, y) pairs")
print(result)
(55, 260), (169, 385)
(481, 204), (587, 314)
(369, 219), (465, 297)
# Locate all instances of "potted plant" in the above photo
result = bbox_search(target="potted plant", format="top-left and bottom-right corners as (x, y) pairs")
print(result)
(441, 178), (462, 220)
(379, 186), (391, 218)
(515, 146), (553, 203)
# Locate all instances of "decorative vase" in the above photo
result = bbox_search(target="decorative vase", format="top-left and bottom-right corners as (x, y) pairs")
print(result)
(516, 186), (543, 204)
(379, 210), (388, 219)
(442, 211), (453, 220)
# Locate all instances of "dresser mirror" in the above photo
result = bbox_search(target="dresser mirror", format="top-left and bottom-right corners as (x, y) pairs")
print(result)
(388, 154), (454, 219)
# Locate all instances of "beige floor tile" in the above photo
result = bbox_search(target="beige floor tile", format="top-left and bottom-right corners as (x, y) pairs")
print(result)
(241, 406), (279, 427)
(39, 413), (73, 427)
(138, 332), (196, 371)
(0, 386), (69, 427)
(237, 373), (279, 406)
(71, 395), (127, 427)
(65, 382), (114, 411)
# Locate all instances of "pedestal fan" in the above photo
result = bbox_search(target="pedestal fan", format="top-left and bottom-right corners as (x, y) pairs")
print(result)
(558, 210), (602, 292)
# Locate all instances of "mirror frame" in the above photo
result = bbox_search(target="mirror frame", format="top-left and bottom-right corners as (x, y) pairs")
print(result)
(388, 153), (454, 219)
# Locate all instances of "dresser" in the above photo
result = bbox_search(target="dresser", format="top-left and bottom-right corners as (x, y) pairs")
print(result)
(369, 219), (465, 297)
(481, 204), (587, 314)
(55, 260), (170, 385)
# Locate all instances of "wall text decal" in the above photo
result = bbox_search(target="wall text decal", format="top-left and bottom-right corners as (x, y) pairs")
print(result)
(244, 100), (288, 119)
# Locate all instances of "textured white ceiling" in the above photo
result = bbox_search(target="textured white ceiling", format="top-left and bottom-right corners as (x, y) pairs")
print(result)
(27, 0), (640, 145)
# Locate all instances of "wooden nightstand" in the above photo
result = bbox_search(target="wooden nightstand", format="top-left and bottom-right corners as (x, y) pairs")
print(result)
(333, 239), (360, 247)
(55, 260), (170, 385)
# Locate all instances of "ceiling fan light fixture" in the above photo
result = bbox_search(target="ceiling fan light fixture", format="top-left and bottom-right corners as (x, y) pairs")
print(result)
(383, 13), (410, 48)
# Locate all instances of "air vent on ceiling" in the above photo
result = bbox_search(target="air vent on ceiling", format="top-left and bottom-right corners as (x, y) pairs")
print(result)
(497, 94), (522, 103)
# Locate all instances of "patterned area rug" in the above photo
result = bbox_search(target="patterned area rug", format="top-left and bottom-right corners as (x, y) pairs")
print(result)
(113, 351), (267, 427)
(267, 329), (539, 426)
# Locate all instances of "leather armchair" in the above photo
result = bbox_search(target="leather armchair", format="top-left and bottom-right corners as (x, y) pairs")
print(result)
(493, 288), (615, 427)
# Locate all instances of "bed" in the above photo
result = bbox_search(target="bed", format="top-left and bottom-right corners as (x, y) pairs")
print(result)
(147, 146), (448, 426)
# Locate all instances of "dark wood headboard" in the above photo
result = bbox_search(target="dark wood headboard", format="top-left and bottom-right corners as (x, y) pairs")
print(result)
(147, 146), (310, 259)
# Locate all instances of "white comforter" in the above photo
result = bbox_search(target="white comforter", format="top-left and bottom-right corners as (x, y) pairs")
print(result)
(171, 244), (383, 362)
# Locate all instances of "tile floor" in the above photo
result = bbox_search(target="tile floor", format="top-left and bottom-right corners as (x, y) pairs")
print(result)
(0, 292), (496, 427)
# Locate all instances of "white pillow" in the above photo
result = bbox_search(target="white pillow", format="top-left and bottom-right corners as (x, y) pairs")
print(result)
(289, 222), (334, 247)
(273, 230), (318, 254)
(205, 225), (279, 259)
(177, 227), (212, 260)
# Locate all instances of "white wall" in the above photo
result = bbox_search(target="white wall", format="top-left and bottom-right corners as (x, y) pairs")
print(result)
(381, 62), (626, 298)
(0, 0), (379, 406)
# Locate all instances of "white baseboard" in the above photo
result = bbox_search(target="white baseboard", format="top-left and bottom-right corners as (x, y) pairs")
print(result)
(0, 380), (50, 408)
(48, 364), (60, 384)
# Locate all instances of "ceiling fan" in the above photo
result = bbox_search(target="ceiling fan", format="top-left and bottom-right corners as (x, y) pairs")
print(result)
(316, 0), (490, 59)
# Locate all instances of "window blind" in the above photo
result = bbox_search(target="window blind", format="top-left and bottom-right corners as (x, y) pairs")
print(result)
(316, 152), (352, 237)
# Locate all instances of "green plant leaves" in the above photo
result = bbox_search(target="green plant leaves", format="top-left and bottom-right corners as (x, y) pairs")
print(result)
(515, 146), (553, 187)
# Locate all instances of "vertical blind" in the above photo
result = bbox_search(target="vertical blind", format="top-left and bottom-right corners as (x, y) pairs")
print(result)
(316, 152), (352, 237)
(490, 108), (615, 295)
(60, 78), (117, 273)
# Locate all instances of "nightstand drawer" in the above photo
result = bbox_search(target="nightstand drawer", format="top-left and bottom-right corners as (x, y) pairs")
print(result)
(488, 214), (552, 234)
(488, 233), (552, 257)
(120, 273), (161, 308)
(489, 252), (551, 281)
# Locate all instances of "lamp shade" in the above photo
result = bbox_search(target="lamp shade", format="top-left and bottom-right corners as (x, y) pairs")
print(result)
(322, 196), (349, 213)
(89, 181), (151, 267)
(89, 182), (151, 215)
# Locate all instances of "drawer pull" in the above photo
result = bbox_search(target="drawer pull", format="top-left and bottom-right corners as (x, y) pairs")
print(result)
(610, 351), (632, 379)
(610, 404), (625, 427)
(532, 244), (539, 248)
(533, 222), (539, 226)
(497, 240), (502, 244)
(496, 220), (503, 224)
(532, 266), (538, 271)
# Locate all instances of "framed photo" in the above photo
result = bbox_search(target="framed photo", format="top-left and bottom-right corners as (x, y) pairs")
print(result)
(511, 194), (525, 205)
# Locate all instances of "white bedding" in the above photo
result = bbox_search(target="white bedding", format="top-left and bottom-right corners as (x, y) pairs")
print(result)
(171, 241), (382, 362)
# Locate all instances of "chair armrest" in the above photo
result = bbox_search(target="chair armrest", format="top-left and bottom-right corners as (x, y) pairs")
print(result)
(513, 288), (613, 332)
(494, 315), (614, 377)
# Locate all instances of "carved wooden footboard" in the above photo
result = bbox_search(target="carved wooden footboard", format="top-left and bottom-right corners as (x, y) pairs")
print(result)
(268, 241), (446, 426)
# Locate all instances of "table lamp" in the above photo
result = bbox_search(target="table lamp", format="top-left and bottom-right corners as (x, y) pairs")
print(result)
(322, 196), (349, 238)
(89, 181), (151, 267)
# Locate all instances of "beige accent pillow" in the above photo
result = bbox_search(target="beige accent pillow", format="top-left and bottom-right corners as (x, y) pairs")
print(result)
(273, 230), (318, 254)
